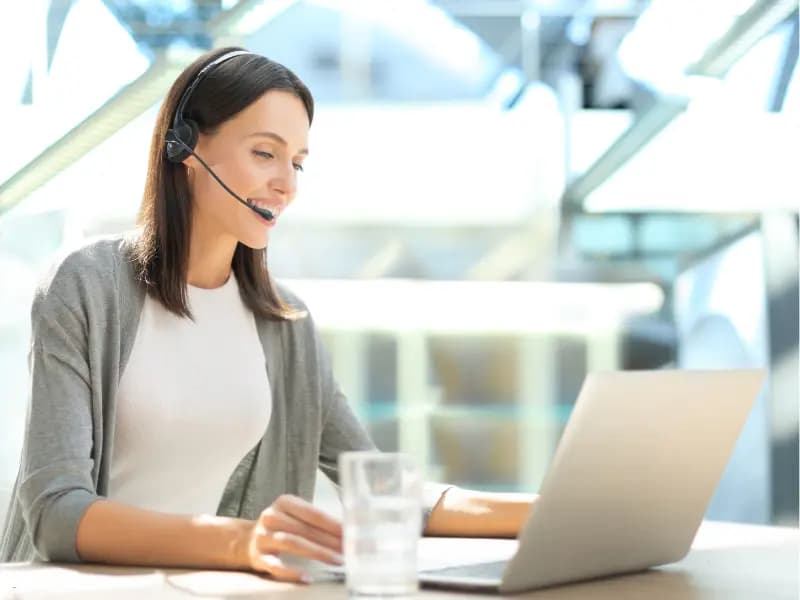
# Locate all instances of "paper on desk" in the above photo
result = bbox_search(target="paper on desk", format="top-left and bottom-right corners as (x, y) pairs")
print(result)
(165, 569), (300, 595)
(417, 537), (518, 570)
(0, 564), (165, 599)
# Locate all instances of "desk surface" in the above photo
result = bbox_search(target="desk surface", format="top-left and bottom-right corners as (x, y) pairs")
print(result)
(1, 521), (797, 599)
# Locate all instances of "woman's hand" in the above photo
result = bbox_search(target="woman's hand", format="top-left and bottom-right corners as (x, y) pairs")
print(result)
(241, 494), (344, 583)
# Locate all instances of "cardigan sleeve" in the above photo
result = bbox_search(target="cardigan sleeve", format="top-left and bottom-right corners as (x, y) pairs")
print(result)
(16, 285), (101, 562)
(317, 378), (378, 484)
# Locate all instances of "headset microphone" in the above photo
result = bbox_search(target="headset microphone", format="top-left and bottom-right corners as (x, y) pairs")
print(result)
(164, 49), (274, 222)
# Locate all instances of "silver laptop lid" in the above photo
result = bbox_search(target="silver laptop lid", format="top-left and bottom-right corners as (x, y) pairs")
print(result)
(500, 369), (765, 594)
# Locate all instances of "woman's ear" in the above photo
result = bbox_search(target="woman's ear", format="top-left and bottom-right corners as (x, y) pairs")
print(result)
(182, 155), (198, 171)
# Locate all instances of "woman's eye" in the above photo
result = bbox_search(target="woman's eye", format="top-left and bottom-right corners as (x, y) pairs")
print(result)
(253, 150), (303, 172)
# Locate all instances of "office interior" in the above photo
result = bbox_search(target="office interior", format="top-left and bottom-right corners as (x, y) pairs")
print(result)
(0, 0), (797, 531)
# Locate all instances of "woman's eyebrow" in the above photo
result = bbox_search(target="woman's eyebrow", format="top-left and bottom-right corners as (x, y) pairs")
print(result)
(248, 131), (309, 155)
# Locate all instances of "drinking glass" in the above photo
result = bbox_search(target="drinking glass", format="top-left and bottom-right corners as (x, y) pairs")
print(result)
(339, 452), (422, 597)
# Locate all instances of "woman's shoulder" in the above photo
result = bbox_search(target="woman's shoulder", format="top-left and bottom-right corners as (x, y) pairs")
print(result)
(36, 232), (137, 305)
(264, 280), (318, 339)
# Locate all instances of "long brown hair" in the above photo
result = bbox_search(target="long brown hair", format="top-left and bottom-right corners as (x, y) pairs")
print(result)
(132, 47), (313, 320)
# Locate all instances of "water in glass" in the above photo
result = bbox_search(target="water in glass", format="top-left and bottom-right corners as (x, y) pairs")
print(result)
(344, 495), (420, 597)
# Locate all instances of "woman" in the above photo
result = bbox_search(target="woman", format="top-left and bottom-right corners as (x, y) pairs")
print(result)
(0, 47), (535, 582)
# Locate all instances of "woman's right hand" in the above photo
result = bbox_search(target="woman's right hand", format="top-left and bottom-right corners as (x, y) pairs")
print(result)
(241, 494), (344, 583)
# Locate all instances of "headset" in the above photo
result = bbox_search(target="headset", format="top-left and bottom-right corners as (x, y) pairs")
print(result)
(164, 50), (274, 221)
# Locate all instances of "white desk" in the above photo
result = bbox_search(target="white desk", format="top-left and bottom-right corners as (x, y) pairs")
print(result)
(2, 521), (796, 599)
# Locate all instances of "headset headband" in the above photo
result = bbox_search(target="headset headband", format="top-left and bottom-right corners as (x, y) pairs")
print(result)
(172, 49), (254, 131)
(165, 49), (254, 163)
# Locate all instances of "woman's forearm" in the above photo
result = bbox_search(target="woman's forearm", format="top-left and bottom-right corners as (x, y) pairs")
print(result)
(425, 487), (538, 538)
(75, 499), (253, 569)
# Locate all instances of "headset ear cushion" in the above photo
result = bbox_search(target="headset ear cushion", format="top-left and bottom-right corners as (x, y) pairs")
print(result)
(179, 119), (199, 152)
(165, 119), (200, 163)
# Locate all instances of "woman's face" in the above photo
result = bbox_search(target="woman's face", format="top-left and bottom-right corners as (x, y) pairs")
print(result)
(186, 90), (310, 249)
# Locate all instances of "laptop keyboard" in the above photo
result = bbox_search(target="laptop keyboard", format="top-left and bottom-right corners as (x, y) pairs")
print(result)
(421, 559), (508, 580)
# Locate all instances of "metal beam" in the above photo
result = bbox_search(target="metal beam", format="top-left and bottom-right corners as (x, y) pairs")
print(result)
(566, 0), (797, 210)
(562, 94), (688, 207)
(760, 213), (799, 524)
(0, 49), (194, 215)
(770, 9), (798, 112)
(688, 0), (799, 77)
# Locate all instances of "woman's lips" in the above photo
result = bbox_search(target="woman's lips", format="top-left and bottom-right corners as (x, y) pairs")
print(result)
(245, 198), (281, 217)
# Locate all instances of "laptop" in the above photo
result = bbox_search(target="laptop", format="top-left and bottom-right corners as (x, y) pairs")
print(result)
(417, 369), (765, 594)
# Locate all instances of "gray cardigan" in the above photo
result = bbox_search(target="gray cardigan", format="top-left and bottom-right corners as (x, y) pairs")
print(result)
(1, 235), (447, 563)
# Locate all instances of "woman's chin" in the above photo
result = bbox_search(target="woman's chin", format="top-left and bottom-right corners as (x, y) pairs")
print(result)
(238, 230), (270, 250)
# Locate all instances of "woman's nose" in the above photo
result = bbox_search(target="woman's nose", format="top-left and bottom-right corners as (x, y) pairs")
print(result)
(270, 163), (297, 198)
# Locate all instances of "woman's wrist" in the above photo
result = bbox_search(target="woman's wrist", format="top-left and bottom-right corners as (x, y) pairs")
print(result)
(197, 515), (255, 571)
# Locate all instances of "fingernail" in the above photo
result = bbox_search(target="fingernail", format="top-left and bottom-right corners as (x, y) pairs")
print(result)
(301, 575), (314, 584)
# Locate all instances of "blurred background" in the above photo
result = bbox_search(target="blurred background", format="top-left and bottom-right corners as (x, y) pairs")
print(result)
(0, 0), (797, 529)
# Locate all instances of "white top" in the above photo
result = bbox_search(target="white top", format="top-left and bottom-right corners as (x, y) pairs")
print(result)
(109, 273), (271, 515)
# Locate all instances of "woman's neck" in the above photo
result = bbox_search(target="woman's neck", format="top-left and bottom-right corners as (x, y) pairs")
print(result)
(187, 219), (238, 289)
